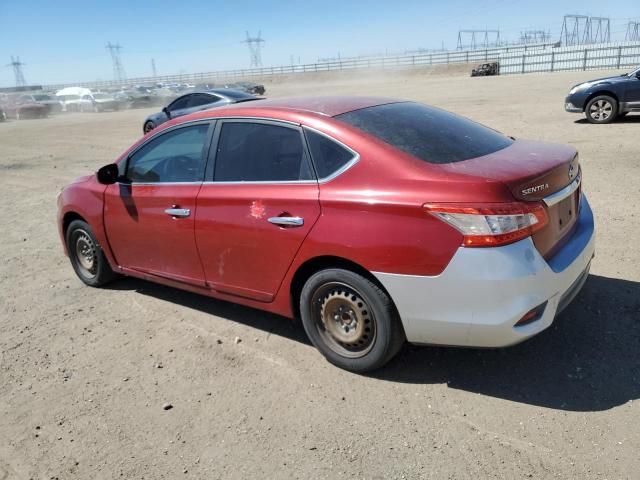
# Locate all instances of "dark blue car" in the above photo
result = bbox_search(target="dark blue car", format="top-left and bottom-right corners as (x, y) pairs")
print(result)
(143, 89), (260, 134)
(565, 66), (640, 123)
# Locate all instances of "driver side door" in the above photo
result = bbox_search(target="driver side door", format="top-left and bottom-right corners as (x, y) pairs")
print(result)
(104, 121), (214, 285)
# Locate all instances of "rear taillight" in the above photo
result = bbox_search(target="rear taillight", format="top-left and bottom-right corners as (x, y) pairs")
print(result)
(424, 202), (548, 247)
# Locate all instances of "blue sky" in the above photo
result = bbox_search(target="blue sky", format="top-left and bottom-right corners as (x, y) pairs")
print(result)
(1, 0), (638, 87)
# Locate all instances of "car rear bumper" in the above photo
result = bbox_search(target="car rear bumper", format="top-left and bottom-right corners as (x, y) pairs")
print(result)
(373, 194), (595, 348)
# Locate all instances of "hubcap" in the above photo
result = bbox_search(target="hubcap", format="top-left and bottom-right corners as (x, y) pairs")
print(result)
(311, 282), (376, 358)
(590, 100), (612, 120)
(74, 230), (97, 276)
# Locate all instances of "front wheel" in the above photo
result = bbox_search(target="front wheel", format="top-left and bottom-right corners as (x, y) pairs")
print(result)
(585, 95), (617, 124)
(66, 220), (118, 287)
(300, 268), (405, 372)
(143, 121), (155, 134)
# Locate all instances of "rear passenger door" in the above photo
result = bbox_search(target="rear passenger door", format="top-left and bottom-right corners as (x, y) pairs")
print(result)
(195, 119), (320, 302)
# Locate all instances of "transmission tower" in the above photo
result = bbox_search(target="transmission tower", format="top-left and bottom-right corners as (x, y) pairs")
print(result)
(6, 56), (26, 87)
(106, 42), (126, 83)
(242, 31), (265, 67)
(151, 58), (157, 77)
(625, 21), (640, 41)
(520, 30), (551, 44)
(457, 30), (501, 50)
(585, 17), (610, 43)
(560, 15), (590, 46)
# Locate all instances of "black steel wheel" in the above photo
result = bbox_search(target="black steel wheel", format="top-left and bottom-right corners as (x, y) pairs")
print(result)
(66, 220), (118, 287)
(300, 268), (405, 372)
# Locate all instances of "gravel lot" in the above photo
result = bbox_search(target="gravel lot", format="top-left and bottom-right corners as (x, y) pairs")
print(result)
(0, 67), (639, 479)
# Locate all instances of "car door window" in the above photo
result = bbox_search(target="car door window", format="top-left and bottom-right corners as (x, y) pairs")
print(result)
(168, 96), (189, 112)
(189, 94), (220, 108)
(304, 128), (357, 179)
(126, 124), (210, 183)
(213, 122), (314, 182)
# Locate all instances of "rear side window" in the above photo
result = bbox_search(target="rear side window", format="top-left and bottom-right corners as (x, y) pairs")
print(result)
(335, 102), (513, 164)
(189, 93), (219, 107)
(304, 129), (355, 179)
(214, 122), (314, 182)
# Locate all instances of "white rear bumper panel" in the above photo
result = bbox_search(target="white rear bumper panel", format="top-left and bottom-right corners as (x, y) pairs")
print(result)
(374, 196), (595, 348)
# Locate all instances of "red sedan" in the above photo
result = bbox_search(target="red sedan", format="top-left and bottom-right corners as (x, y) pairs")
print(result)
(57, 97), (595, 372)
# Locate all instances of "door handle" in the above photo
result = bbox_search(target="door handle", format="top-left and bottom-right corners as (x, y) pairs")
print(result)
(268, 216), (304, 227)
(165, 207), (191, 218)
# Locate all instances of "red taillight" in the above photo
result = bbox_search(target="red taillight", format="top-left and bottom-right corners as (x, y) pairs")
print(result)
(424, 202), (548, 248)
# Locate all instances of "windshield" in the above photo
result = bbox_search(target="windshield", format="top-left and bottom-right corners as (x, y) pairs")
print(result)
(629, 66), (640, 77)
(336, 102), (513, 165)
(93, 93), (109, 99)
(33, 94), (51, 101)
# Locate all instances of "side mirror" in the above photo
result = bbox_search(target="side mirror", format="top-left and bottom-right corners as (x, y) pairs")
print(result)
(163, 107), (171, 118)
(97, 163), (119, 185)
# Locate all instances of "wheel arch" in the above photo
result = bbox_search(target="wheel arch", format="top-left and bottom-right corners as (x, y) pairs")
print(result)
(62, 211), (88, 236)
(584, 90), (619, 110)
(289, 255), (397, 319)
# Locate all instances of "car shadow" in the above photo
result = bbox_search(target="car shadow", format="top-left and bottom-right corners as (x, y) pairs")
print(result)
(106, 277), (310, 344)
(574, 115), (640, 124)
(108, 274), (639, 412)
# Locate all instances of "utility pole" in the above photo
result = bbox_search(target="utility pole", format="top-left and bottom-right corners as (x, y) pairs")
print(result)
(105, 42), (126, 83)
(151, 58), (157, 77)
(242, 31), (265, 67)
(6, 56), (26, 87)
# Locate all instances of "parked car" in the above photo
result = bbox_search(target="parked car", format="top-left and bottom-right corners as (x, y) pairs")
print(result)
(142, 88), (260, 134)
(3, 99), (48, 119)
(471, 62), (499, 76)
(57, 96), (595, 372)
(565, 65), (640, 123)
(225, 81), (266, 95)
(17, 93), (63, 113)
(91, 92), (122, 112)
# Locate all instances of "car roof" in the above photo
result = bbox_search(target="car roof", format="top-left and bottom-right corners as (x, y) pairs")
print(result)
(191, 96), (401, 118)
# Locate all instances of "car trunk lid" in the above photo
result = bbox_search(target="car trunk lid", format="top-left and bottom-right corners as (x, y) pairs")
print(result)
(438, 139), (581, 258)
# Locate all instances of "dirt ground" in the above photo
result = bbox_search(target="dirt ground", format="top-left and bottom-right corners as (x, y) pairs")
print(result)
(1, 67), (639, 480)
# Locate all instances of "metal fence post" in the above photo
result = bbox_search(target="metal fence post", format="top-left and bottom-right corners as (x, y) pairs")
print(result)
(485, 49), (488, 61)
(521, 54), (526, 74)
(583, 49), (588, 71)
(446, 52), (449, 64)
(617, 46), (622, 69)
(550, 51), (555, 72)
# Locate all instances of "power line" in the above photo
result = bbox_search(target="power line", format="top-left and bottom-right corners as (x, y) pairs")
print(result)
(242, 31), (265, 67)
(106, 42), (126, 83)
(6, 56), (27, 86)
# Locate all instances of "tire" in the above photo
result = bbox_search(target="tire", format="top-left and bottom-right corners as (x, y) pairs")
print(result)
(585, 95), (617, 124)
(143, 121), (155, 134)
(65, 220), (118, 287)
(299, 268), (405, 372)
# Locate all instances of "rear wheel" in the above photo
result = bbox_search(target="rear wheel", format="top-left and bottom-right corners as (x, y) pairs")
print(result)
(143, 121), (155, 134)
(300, 268), (405, 372)
(585, 95), (617, 124)
(66, 220), (118, 287)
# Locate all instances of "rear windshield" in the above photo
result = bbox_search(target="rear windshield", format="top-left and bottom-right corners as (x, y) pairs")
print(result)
(335, 102), (513, 164)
